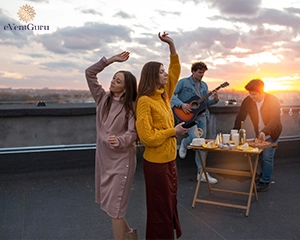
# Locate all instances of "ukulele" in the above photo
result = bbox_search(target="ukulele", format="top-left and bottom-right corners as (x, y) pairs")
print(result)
(172, 82), (229, 123)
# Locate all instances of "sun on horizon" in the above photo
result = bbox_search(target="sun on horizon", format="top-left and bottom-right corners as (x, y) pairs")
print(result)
(232, 75), (300, 93)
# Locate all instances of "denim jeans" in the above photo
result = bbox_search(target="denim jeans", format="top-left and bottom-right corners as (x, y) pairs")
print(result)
(259, 137), (279, 183)
(182, 116), (207, 173)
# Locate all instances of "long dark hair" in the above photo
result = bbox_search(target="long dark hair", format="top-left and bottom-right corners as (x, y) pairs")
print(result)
(136, 61), (167, 101)
(102, 70), (137, 124)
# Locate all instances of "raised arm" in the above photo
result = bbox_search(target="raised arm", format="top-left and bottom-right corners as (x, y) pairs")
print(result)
(85, 51), (130, 104)
(158, 32), (176, 55)
(106, 51), (130, 65)
(158, 32), (181, 99)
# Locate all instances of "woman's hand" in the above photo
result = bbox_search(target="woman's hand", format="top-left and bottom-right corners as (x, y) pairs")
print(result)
(158, 31), (174, 45)
(107, 51), (130, 64)
(108, 135), (120, 147)
(158, 31), (176, 55)
(175, 122), (189, 137)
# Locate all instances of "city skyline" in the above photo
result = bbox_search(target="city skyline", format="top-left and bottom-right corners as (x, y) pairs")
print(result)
(1, 0), (300, 92)
(1, 87), (299, 105)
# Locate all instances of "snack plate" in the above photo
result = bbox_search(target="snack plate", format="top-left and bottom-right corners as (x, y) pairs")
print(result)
(247, 138), (272, 148)
(237, 145), (255, 151)
(202, 144), (218, 149)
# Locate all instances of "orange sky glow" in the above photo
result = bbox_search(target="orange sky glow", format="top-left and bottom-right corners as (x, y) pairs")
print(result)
(234, 77), (300, 93)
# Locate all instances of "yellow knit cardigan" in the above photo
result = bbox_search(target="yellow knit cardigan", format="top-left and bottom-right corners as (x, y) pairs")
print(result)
(136, 54), (181, 163)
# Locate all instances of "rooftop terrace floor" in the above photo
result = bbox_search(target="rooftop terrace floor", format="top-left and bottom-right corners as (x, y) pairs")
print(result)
(1, 140), (300, 240)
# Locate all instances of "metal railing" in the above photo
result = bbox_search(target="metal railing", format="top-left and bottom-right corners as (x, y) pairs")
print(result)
(0, 144), (96, 154)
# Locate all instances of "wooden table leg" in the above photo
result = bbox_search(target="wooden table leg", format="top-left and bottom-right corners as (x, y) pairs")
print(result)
(198, 151), (213, 193)
(192, 165), (202, 208)
(192, 150), (212, 208)
(245, 154), (259, 216)
(247, 154), (258, 200)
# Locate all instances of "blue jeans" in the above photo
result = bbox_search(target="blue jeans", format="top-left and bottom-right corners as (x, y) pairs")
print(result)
(259, 137), (279, 183)
(182, 116), (207, 173)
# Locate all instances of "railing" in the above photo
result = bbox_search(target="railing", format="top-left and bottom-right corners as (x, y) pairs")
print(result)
(0, 144), (96, 154)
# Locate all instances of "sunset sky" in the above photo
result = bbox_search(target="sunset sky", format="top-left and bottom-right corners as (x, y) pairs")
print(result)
(1, 0), (300, 92)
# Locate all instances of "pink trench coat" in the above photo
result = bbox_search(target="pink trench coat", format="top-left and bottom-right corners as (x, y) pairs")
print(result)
(85, 58), (137, 218)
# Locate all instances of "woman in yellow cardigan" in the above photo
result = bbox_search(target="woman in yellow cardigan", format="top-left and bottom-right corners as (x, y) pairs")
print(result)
(136, 32), (188, 239)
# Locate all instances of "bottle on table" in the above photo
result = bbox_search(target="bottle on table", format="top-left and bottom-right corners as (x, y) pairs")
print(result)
(239, 121), (246, 145)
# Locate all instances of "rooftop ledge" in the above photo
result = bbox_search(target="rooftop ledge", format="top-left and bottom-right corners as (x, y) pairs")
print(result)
(0, 103), (299, 117)
(0, 103), (299, 150)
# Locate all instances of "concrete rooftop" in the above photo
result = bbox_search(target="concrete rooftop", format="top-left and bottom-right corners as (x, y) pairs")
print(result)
(0, 139), (300, 240)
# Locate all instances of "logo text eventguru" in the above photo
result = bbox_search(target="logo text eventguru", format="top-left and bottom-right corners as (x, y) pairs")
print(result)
(4, 23), (49, 31)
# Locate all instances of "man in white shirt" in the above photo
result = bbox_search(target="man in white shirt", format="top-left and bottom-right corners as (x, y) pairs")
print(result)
(233, 79), (282, 192)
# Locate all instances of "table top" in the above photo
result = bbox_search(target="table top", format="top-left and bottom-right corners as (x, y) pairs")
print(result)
(187, 140), (277, 154)
(187, 145), (263, 154)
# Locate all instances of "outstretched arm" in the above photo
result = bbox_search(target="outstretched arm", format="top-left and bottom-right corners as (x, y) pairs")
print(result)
(85, 51), (130, 104)
(106, 51), (130, 65)
(158, 31), (176, 55)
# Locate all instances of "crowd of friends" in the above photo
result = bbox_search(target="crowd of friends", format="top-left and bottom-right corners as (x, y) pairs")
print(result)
(85, 31), (282, 240)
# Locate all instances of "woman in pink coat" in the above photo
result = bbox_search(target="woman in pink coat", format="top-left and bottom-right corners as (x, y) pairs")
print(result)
(85, 51), (138, 240)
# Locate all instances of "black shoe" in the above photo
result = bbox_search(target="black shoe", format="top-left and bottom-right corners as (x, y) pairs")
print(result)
(255, 173), (262, 183)
(257, 182), (270, 192)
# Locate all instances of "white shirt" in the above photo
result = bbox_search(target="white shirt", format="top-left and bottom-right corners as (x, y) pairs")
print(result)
(255, 98), (270, 139)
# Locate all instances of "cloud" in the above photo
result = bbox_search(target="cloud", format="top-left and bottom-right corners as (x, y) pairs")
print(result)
(21, 52), (48, 58)
(114, 11), (134, 19)
(35, 22), (133, 54)
(0, 9), (33, 48)
(25, 0), (49, 3)
(207, 0), (261, 15)
(175, 27), (240, 63)
(156, 10), (181, 17)
(1, 1), (299, 91)
(282, 41), (300, 59)
(211, 8), (300, 32)
(237, 26), (295, 55)
(205, 8), (300, 55)
(284, 7), (300, 15)
(0, 71), (23, 79)
(81, 9), (102, 16)
(39, 60), (82, 71)
(0, 71), (86, 89)
(258, 8), (300, 31)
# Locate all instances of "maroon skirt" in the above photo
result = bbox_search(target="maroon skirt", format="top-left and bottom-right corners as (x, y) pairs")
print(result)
(143, 159), (182, 240)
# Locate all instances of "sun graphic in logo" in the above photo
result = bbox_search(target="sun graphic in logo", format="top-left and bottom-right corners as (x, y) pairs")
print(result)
(17, 4), (36, 23)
